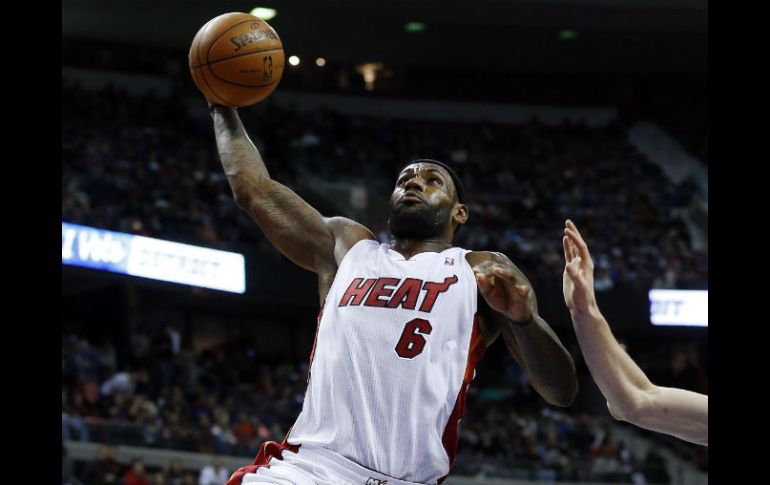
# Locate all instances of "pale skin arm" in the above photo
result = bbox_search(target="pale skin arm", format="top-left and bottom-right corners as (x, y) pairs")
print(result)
(209, 105), (374, 302)
(562, 220), (708, 446)
(468, 251), (578, 407)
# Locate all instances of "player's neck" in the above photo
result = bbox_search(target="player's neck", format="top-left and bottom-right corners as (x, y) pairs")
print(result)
(390, 237), (453, 259)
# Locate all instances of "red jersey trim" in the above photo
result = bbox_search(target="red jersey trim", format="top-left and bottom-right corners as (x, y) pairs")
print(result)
(224, 440), (300, 485)
(438, 314), (485, 484)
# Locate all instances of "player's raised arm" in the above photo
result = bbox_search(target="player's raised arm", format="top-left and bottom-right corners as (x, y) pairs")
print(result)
(562, 220), (707, 446)
(209, 105), (373, 275)
(469, 251), (578, 407)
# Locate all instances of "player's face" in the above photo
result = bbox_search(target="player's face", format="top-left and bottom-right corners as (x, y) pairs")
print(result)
(387, 163), (457, 239)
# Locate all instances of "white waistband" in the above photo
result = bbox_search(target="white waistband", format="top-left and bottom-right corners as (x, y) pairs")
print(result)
(288, 442), (435, 485)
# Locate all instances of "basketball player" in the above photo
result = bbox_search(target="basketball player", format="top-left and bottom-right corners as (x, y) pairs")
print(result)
(208, 104), (579, 485)
(562, 220), (707, 446)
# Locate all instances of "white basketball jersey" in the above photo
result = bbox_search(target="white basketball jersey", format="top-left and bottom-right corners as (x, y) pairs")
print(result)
(287, 240), (485, 484)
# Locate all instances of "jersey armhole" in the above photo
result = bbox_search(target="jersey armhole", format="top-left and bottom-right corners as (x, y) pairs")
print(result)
(461, 249), (479, 313)
(338, 238), (377, 269)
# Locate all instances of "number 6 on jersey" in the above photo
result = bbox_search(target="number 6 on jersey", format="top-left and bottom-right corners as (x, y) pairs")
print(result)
(395, 318), (433, 358)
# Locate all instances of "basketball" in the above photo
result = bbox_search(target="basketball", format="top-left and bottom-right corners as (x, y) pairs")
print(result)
(189, 12), (285, 107)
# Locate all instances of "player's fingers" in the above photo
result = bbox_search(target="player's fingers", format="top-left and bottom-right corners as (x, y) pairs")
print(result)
(495, 268), (528, 295)
(476, 272), (495, 289)
(494, 265), (518, 280)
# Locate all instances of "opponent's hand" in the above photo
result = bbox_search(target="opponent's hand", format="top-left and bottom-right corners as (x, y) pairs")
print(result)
(562, 220), (597, 314)
(473, 256), (534, 323)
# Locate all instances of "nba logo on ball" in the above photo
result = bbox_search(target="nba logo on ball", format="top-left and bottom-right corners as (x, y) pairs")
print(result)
(263, 56), (273, 82)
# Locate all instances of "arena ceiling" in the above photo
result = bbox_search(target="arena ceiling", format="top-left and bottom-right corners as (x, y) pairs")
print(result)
(62, 0), (707, 75)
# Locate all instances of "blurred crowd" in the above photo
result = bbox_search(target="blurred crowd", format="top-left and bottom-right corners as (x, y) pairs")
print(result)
(62, 77), (707, 293)
(62, 444), (230, 485)
(62, 319), (707, 483)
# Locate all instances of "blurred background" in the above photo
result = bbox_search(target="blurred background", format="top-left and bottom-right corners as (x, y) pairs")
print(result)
(62, 1), (707, 484)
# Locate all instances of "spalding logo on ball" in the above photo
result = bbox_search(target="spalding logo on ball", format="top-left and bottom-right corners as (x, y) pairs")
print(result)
(189, 12), (285, 107)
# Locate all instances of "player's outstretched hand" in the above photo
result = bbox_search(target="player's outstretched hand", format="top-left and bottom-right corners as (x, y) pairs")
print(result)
(562, 220), (597, 314)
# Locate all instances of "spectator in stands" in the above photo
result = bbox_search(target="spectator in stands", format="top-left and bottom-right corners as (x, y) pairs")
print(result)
(198, 456), (229, 485)
(100, 369), (148, 397)
(154, 326), (180, 387)
(151, 471), (167, 485)
(640, 448), (671, 484)
(210, 408), (237, 454)
(62, 388), (90, 442)
(124, 458), (151, 485)
(165, 457), (186, 485)
(62, 444), (84, 485)
(232, 411), (256, 455)
(589, 431), (621, 482)
(81, 446), (123, 485)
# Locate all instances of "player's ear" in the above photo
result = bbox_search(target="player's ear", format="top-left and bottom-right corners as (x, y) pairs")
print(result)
(453, 203), (468, 225)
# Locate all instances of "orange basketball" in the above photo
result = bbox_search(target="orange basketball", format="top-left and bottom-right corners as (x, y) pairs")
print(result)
(189, 12), (285, 107)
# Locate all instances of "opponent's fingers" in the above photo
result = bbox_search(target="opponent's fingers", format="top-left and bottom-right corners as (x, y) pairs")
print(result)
(566, 236), (579, 262)
(562, 236), (572, 263)
(564, 227), (581, 248)
(565, 228), (592, 268)
(566, 220), (590, 253)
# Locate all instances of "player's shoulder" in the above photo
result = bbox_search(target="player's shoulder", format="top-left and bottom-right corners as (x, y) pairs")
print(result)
(324, 217), (376, 242)
(323, 217), (377, 265)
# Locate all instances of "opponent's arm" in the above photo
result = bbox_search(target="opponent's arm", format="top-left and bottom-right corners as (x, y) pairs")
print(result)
(469, 251), (578, 407)
(563, 220), (707, 446)
(210, 105), (373, 275)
